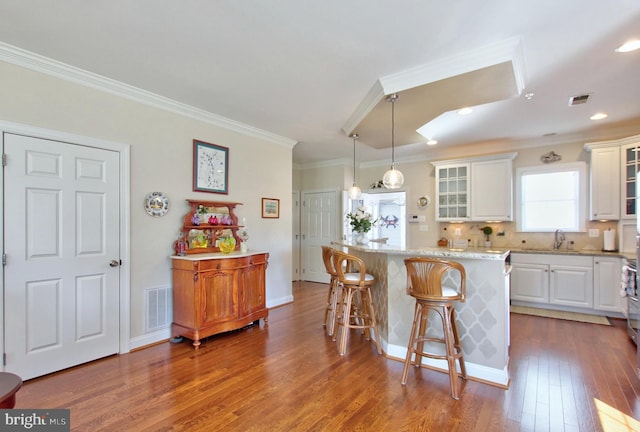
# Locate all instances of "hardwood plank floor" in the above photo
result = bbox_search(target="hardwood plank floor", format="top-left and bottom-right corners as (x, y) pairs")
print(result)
(15, 281), (640, 431)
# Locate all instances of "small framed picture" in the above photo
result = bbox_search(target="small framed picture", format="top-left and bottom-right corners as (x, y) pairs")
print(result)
(193, 139), (228, 194)
(262, 198), (280, 219)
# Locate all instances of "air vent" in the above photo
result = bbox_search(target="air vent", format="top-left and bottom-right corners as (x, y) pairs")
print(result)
(568, 94), (590, 106)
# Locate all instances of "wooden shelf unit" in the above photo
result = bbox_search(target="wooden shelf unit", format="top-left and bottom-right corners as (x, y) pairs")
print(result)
(175, 199), (244, 255)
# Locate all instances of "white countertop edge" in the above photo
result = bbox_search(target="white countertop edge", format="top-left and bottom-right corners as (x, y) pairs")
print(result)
(170, 250), (269, 260)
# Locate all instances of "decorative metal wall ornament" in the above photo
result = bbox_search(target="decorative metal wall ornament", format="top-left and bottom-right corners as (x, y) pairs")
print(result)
(540, 151), (562, 164)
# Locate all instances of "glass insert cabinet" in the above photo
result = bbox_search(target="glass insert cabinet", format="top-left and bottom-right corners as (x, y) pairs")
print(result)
(624, 144), (640, 218)
(436, 163), (470, 221)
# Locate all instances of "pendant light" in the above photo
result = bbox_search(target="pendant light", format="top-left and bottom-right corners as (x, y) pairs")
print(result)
(382, 93), (404, 189)
(347, 134), (362, 200)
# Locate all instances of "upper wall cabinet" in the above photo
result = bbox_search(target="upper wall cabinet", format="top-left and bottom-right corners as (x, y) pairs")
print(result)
(585, 134), (640, 221)
(432, 153), (517, 222)
(588, 146), (620, 220)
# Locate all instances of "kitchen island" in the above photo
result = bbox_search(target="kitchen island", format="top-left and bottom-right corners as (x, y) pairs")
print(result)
(332, 241), (511, 388)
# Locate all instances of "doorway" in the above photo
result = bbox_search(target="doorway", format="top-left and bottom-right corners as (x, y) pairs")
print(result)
(1, 122), (130, 380)
(345, 190), (407, 248)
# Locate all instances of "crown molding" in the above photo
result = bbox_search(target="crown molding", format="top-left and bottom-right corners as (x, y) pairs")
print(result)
(341, 80), (385, 137)
(0, 42), (298, 149)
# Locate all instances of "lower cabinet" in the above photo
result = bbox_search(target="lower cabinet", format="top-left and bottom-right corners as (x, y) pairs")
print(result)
(511, 253), (621, 314)
(171, 252), (269, 348)
(593, 256), (623, 313)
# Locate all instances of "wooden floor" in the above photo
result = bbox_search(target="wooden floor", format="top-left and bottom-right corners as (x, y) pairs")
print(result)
(16, 281), (640, 431)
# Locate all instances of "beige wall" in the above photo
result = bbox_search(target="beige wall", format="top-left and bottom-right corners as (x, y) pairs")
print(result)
(0, 60), (293, 344)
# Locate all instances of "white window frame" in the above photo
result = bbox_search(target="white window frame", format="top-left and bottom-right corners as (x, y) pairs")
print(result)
(515, 161), (587, 232)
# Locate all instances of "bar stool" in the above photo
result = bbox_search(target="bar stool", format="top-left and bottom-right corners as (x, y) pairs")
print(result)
(321, 246), (342, 337)
(333, 250), (382, 356)
(402, 257), (467, 400)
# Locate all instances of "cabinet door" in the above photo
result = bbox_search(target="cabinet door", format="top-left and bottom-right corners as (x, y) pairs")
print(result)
(549, 265), (593, 308)
(239, 263), (266, 317)
(471, 158), (513, 221)
(590, 147), (620, 220)
(510, 263), (549, 303)
(594, 257), (622, 312)
(201, 270), (238, 326)
(622, 144), (640, 219)
(435, 164), (470, 221)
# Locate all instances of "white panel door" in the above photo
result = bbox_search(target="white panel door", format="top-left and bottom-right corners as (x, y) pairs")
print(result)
(292, 190), (300, 281)
(3, 133), (120, 380)
(302, 190), (338, 283)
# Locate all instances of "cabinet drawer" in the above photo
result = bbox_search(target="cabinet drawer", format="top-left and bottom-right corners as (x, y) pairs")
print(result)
(192, 253), (267, 272)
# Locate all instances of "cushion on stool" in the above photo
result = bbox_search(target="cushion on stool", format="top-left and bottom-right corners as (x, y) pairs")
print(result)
(344, 272), (375, 282)
(442, 286), (461, 297)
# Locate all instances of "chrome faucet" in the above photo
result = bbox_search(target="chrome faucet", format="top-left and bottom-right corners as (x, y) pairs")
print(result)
(553, 229), (565, 250)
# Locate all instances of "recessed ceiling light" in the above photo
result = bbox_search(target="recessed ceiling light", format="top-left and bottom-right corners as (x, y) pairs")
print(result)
(426, 139), (438, 146)
(590, 112), (608, 120)
(615, 40), (640, 53)
(524, 92), (535, 100)
(457, 107), (473, 115)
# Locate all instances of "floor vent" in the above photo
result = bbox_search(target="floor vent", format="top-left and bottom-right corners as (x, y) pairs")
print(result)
(145, 286), (172, 332)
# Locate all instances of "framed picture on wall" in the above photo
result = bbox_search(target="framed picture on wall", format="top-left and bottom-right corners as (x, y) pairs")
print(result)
(193, 139), (229, 194)
(262, 198), (280, 219)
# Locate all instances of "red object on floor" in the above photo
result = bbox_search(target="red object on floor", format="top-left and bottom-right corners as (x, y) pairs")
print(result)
(0, 372), (22, 408)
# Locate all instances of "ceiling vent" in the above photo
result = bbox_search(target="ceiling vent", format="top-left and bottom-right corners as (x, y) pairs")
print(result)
(568, 94), (590, 106)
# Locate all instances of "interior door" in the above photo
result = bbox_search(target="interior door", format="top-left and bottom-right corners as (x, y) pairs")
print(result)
(301, 190), (338, 283)
(3, 132), (121, 380)
(292, 190), (300, 281)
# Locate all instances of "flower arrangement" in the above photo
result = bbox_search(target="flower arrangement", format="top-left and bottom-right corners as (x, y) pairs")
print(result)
(346, 207), (377, 233)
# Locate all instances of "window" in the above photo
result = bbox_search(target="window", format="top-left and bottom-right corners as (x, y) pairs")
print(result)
(516, 162), (586, 232)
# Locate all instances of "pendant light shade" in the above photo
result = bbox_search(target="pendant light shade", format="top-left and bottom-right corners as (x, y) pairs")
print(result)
(382, 94), (404, 189)
(348, 134), (362, 199)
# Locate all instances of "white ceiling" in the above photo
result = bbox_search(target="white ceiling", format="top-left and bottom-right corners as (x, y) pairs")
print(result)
(1, 1), (639, 165)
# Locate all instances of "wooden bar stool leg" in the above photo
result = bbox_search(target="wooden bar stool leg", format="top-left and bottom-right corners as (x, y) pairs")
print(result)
(443, 306), (461, 400)
(364, 288), (382, 354)
(338, 288), (354, 355)
(402, 302), (422, 385)
(414, 306), (429, 367)
(326, 280), (341, 337)
(451, 309), (467, 378)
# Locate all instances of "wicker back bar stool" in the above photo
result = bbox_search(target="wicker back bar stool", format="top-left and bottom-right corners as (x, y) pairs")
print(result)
(402, 257), (467, 399)
(333, 249), (382, 356)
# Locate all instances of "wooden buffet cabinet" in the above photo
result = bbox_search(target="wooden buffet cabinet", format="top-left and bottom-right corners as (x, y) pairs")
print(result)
(171, 251), (269, 348)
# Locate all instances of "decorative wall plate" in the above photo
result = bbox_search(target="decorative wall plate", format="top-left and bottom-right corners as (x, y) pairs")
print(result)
(418, 195), (431, 208)
(144, 192), (169, 217)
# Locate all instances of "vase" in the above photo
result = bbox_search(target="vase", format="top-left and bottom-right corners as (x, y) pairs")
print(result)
(485, 240), (492, 248)
(354, 232), (369, 245)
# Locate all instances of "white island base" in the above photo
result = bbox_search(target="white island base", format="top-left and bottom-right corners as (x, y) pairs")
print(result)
(334, 242), (511, 388)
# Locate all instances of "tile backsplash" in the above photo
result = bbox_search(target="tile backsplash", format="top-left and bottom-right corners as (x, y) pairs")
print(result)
(439, 220), (628, 252)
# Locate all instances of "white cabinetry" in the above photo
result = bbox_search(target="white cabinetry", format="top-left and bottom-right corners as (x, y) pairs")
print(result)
(432, 152), (516, 222)
(471, 157), (513, 221)
(434, 163), (470, 221)
(593, 256), (623, 313)
(511, 253), (617, 312)
(585, 134), (640, 221)
(549, 257), (593, 309)
(510, 260), (549, 303)
(588, 146), (620, 220)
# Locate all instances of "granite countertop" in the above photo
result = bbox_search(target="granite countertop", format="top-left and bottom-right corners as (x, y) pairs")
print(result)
(332, 241), (634, 261)
(507, 247), (633, 260)
(332, 241), (510, 261)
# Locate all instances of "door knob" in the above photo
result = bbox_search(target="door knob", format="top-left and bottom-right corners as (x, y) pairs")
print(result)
(109, 260), (120, 267)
